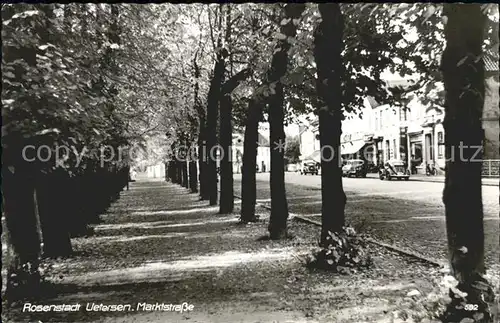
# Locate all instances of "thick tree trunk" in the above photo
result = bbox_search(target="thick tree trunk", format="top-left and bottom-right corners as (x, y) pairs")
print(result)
(219, 95), (234, 213)
(240, 99), (262, 223)
(2, 166), (42, 302)
(267, 3), (305, 239)
(441, 4), (488, 286)
(314, 4), (347, 244)
(36, 172), (73, 258)
(206, 55), (226, 205)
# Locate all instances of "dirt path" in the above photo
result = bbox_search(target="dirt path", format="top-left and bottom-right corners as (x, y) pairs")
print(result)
(3, 179), (452, 323)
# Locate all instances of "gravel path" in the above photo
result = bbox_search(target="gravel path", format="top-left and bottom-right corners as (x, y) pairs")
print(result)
(3, 179), (453, 323)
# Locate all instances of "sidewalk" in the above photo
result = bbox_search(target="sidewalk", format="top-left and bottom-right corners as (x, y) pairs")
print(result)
(3, 179), (450, 323)
(365, 173), (499, 186)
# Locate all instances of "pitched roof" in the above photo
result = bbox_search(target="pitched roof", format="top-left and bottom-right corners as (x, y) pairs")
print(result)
(304, 150), (321, 163)
(366, 96), (380, 109)
(232, 132), (269, 147)
(484, 49), (499, 72)
(257, 133), (269, 147)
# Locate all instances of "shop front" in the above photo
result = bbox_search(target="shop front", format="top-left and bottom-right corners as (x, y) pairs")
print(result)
(408, 131), (423, 174)
(340, 133), (377, 169)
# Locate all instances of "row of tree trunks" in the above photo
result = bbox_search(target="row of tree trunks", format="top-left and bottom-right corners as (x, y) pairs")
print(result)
(267, 4), (306, 239)
(313, 3), (347, 244)
(168, 156), (197, 193)
(2, 159), (128, 302)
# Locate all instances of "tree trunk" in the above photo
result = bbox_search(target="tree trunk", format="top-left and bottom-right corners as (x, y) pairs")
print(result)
(189, 157), (198, 193)
(219, 95), (234, 213)
(167, 160), (173, 182)
(206, 53), (226, 205)
(36, 172), (73, 258)
(241, 99), (262, 223)
(176, 160), (182, 185)
(172, 159), (178, 184)
(193, 55), (208, 200)
(268, 86), (289, 239)
(182, 160), (189, 188)
(267, 3), (305, 240)
(2, 166), (42, 302)
(441, 4), (492, 306)
(198, 120), (209, 200)
(314, 4), (347, 244)
(192, 57), (203, 196)
(218, 68), (251, 214)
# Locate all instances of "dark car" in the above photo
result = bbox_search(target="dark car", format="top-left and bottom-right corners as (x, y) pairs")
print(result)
(342, 159), (367, 178)
(379, 159), (410, 181)
(300, 160), (319, 175)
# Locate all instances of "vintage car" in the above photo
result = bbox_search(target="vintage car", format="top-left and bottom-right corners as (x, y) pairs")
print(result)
(379, 159), (410, 181)
(300, 160), (319, 175)
(342, 159), (368, 178)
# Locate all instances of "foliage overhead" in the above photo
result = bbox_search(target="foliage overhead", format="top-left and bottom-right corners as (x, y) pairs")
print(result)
(4, 3), (493, 169)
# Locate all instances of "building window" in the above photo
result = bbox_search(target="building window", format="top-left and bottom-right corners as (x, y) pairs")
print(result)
(393, 139), (397, 159)
(438, 132), (444, 144)
(385, 140), (390, 160)
(400, 107), (408, 121)
(438, 132), (444, 158)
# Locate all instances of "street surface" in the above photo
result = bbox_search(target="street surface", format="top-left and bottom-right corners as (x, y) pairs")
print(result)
(4, 179), (453, 323)
(234, 172), (499, 267)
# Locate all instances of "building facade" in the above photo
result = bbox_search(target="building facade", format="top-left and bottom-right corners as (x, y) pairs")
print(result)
(483, 50), (500, 160)
(232, 128), (271, 174)
(298, 54), (499, 175)
(298, 118), (320, 162)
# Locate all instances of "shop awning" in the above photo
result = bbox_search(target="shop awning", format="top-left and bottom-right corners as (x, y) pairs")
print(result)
(341, 140), (367, 155)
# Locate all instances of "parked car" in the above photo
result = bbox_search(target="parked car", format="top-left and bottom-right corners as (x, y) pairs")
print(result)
(379, 159), (410, 181)
(342, 159), (367, 178)
(300, 160), (319, 175)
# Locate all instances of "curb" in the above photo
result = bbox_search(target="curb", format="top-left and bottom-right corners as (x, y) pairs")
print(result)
(241, 173), (499, 186)
(352, 174), (499, 187)
(409, 177), (499, 187)
(292, 214), (443, 268)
